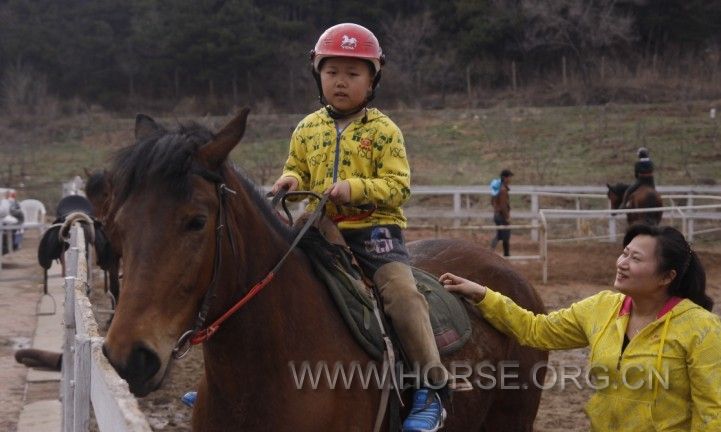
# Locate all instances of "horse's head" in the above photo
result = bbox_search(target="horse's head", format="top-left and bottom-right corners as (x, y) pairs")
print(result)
(606, 182), (628, 211)
(84, 168), (112, 221)
(102, 109), (250, 396)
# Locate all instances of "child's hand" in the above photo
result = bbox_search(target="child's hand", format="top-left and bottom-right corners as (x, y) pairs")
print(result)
(325, 180), (351, 204)
(271, 176), (299, 195)
(439, 273), (487, 303)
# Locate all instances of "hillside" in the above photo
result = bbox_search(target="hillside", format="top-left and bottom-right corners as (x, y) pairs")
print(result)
(2, 100), (720, 210)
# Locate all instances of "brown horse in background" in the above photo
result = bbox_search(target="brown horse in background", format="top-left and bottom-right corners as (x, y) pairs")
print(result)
(607, 182), (663, 225)
(102, 110), (548, 431)
(84, 168), (122, 308)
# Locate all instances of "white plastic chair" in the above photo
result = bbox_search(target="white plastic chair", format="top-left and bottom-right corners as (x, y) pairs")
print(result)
(20, 199), (47, 233)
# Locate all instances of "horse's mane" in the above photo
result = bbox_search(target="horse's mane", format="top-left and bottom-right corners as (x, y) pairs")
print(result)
(228, 165), (296, 242)
(112, 122), (211, 206)
(110, 121), (294, 241)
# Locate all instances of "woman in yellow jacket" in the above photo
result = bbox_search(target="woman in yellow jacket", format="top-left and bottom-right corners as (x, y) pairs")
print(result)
(441, 224), (721, 431)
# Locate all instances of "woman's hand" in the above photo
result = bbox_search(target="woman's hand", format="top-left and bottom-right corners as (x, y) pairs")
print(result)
(439, 273), (488, 304)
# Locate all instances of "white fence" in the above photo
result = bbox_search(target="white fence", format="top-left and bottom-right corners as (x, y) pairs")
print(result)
(61, 224), (152, 432)
(404, 185), (721, 240)
(404, 185), (721, 283)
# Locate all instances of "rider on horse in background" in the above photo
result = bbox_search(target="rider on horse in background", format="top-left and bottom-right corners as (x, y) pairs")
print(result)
(622, 147), (655, 209)
(271, 23), (448, 432)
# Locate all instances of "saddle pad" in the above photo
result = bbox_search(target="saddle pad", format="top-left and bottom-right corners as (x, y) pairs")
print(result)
(299, 229), (472, 361)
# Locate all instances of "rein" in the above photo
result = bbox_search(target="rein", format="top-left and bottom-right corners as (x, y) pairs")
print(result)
(172, 173), (328, 358)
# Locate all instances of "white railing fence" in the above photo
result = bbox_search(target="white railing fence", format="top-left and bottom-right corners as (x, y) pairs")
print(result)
(62, 224), (152, 432)
(404, 185), (721, 242)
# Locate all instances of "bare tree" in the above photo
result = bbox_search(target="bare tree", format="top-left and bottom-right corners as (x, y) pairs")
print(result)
(1, 63), (58, 187)
(381, 11), (439, 106)
(521, 0), (635, 85)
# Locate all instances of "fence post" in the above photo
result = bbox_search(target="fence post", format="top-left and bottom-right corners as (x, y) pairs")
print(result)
(539, 211), (548, 284)
(62, 273), (77, 432)
(63, 229), (80, 432)
(608, 200), (617, 242)
(73, 336), (91, 431)
(575, 197), (581, 235)
(453, 193), (461, 228)
(531, 193), (539, 241)
(687, 195), (694, 242)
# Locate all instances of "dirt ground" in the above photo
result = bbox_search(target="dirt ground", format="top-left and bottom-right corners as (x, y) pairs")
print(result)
(3, 230), (721, 431)
(0, 232), (52, 432)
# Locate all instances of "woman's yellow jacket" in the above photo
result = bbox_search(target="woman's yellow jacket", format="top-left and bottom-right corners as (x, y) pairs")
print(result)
(477, 289), (721, 431)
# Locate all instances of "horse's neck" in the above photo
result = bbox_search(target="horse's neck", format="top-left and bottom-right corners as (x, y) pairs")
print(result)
(205, 190), (364, 385)
(227, 188), (293, 286)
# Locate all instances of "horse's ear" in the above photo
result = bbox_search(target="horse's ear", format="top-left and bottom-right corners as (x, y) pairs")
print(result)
(135, 114), (163, 142)
(198, 108), (250, 169)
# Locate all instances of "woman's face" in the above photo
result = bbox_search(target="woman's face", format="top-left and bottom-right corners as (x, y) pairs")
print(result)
(319, 57), (373, 113)
(614, 235), (670, 297)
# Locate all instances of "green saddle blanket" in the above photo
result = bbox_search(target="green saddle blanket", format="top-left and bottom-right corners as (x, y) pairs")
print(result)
(299, 229), (472, 361)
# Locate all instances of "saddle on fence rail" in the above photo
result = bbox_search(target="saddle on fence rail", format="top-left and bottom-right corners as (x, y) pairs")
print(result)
(299, 227), (472, 361)
(37, 195), (115, 274)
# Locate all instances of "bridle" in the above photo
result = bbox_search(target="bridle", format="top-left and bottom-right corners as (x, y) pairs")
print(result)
(172, 169), (327, 359)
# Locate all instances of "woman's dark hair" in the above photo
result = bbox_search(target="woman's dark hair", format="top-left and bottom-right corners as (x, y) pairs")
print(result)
(623, 224), (712, 311)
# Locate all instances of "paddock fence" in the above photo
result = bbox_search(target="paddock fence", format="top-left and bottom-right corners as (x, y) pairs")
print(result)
(61, 223), (152, 432)
(403, 185), (721, 283)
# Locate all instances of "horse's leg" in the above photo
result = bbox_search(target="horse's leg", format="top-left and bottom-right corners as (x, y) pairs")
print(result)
(481, 342), (545, 431)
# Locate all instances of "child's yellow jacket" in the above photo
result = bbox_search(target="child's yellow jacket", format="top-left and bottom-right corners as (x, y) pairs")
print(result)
(281, 107), (410, 230)
(477, 289), (721, 431)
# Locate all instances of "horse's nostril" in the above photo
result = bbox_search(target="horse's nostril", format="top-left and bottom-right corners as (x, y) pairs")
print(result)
(103, 341), (161, 396)
(128, 344), (161, 382)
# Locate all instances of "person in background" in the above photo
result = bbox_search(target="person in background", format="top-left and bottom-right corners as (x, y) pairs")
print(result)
(622, 147), (655, 208)
(442, 223), (721, 431)
(1, 190), (24, 254)
(490, 169), (513, 257)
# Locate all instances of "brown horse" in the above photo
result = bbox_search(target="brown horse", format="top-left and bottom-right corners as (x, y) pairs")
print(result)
(102, 110), (548, 431)
(607, 182), (663, 225)
(84, 168), (122, 308)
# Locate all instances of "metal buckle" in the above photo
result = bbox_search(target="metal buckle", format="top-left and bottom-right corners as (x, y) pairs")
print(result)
(172, 330), (195, 359)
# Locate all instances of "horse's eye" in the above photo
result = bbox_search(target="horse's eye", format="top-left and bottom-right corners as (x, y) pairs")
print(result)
(186, 216), (207, 231)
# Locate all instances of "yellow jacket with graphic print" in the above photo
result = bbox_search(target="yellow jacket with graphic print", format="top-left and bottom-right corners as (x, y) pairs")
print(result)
(477, 289), (721, 431)
(281, 107), (410, 230)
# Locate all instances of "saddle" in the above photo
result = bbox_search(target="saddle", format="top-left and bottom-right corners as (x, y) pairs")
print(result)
(298, 226), (472, 362)
(37, 195), (115, 272)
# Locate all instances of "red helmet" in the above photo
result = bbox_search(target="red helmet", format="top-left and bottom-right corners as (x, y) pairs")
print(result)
(311, 23), (385, 73)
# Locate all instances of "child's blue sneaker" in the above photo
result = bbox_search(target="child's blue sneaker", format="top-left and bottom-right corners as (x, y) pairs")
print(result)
(181, 391), (197, 408)
(402, 388), (446, 432)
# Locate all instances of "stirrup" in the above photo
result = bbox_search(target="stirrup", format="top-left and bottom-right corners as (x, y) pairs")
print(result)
(402, 388), (447, 432)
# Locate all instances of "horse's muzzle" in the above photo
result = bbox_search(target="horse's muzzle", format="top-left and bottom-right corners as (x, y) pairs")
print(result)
(103, 341), (161, 397)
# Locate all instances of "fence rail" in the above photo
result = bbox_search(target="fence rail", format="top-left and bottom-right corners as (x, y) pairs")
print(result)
(404, 184), (721, 242)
